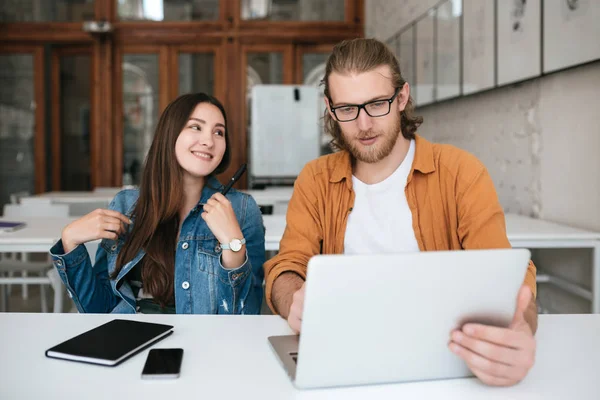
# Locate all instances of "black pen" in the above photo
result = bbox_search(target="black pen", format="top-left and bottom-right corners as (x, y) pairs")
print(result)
(221, 163), (247, 196)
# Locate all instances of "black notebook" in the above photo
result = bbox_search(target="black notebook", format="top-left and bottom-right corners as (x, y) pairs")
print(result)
(45, 319), (174, 366)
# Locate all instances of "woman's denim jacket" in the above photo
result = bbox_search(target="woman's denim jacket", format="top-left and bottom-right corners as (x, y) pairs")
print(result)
(49, 176), (265, 314)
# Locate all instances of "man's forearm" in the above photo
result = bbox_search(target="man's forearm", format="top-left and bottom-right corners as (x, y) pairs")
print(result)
(271, 271), (304, 318)
(525, 295), (538, 334)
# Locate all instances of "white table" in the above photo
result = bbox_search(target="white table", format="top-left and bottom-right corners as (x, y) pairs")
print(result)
(244, 187), (294, 206)
(0, 217), (77, 253)
(21, 187), (294, 208)
(504, 214), (600, 313)
(0, 313), (598, 399)
(21, 191), (118, 205)
(3, 214), (599, 312)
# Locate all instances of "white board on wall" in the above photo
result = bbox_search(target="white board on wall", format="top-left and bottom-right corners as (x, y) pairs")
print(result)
(543, 0), (600, 74)
(497, 0), (541, 86)
(250, 85), (320, 179)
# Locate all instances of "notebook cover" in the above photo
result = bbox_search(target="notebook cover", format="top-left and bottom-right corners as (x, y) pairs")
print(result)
(45, 319), (174, 367)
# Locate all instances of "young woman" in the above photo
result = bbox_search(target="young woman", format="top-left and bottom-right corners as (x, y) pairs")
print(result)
(50, 93), (265, 314)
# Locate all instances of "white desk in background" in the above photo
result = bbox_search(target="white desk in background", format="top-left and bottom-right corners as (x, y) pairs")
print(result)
(0, 313), (598, 399)
(244, 187), (294, 214)
(244, 186), (294, 205)
(0, 216), (282, 255)
(0, 217), (99, 263)
(2, 214), (599, 312)
(20, 187), (294, 208)
(504, 214), (600, 313)
(20, 191), (118, 205)
(0, 217), (77, 253)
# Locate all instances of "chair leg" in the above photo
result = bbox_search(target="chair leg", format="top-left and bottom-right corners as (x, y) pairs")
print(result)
(47, 268), (64, 313)
(21, 253), (29, 300)
(40, 284), (48, 313)
(21, 271), (29, 300)
(7, 271), (13, 295)
(52, 282), (64, 313)
(0, 282), (6, 312)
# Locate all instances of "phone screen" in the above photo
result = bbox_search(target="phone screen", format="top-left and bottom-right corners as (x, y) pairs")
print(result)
(141, 348), (184, 379)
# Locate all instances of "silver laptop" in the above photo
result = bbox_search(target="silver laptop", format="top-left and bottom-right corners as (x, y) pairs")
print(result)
(268, 248), (531, 389)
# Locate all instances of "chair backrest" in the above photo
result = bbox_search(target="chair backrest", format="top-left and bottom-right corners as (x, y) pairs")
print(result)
(68, 201), (110, 217)
(3, 203), (70, 218)
(9, 191), (31, 204)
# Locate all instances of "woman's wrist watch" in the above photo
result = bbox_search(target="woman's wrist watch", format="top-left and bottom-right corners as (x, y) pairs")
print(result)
(220, 237), (246, 252)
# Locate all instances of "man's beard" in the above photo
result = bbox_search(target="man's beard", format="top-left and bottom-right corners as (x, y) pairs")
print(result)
(339, 116), (402, 163)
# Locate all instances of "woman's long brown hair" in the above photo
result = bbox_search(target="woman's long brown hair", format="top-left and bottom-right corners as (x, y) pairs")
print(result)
(111, 93), (231, 307)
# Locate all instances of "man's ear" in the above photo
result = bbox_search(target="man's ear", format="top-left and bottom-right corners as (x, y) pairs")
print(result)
(324, 96), (336, 120)
(397, 82), (410, 113)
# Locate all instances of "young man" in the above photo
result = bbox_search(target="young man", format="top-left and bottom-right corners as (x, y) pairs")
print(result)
(264, 38), (538, 386)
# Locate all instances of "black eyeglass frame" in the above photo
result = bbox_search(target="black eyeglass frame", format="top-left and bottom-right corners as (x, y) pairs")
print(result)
(328, 87), (401, 122)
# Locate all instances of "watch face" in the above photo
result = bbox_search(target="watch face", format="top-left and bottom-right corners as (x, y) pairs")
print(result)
(230, 239), (242, 252)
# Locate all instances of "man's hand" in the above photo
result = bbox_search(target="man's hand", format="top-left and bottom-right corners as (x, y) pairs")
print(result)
(449, 285), (536, 386)
(288, 283), (305, 334)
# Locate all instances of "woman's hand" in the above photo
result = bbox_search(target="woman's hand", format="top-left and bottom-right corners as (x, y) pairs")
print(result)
(61, 209), (131, 253)
(201, 193), (243, 245)
(201, 193), (246, 269)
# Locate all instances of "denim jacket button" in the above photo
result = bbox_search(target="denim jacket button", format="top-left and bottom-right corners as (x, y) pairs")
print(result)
(182, 242), (189, 250)
(182, 281), (190, 290)
(56, 259), (63, 267)
(110, 244), (118, 251)
(214, 244), (221, 253)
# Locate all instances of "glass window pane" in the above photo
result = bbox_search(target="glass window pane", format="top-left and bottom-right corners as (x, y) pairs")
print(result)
(0, 54), (35, 207)
(399, 28), (415, 91)
(122, 54), (159, 186)
(178, 53), (214, 95)
(436, 0), (461, 100)
(242, 0), (344, 21)
(118, 0), (219, 21)
(415, 10), (435, 106)
(0, 0), (95, 22)
(301, 52), (330, 154)
(59, 55), (91, 191)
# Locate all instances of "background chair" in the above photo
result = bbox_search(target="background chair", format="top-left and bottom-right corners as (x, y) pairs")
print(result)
(0, 203), (69, 312)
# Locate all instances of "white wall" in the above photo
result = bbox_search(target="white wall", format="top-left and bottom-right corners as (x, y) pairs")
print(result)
(366, 0), (600, 313)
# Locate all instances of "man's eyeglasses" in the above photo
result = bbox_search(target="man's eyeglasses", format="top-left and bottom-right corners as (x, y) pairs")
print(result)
(329, 87), (400, 122)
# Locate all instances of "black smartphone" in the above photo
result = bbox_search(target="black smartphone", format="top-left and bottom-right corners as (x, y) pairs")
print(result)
(141, 348), (184, 379)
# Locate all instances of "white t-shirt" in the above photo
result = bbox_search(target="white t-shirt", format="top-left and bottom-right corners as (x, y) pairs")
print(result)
(344, 139), (420, 255)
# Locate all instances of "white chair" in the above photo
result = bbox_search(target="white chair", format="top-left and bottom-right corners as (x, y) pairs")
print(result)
(9, 191), (30, 205)
(5, 191), (34, 299)
(0, 203), (69, 313)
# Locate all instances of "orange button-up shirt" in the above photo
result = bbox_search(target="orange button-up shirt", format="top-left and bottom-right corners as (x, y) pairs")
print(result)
(264, 134), (536, 313)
